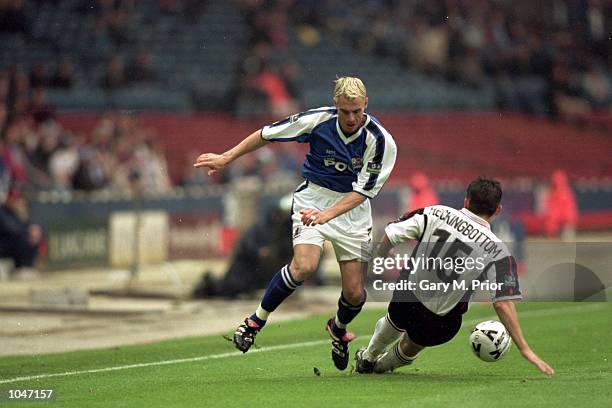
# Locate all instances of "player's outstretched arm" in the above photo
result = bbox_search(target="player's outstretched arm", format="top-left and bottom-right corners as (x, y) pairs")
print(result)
(493, 300), (555, 376)
(193, 129), (269, 176)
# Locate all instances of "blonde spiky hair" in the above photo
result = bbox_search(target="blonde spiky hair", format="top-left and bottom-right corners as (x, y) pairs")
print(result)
(333, 77), (367, 100)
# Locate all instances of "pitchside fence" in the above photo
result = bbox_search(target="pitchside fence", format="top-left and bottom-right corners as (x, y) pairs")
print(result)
(31, 182), (612, 271)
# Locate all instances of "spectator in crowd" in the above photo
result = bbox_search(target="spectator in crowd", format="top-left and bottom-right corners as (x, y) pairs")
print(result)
(132, 137), (173, 194)
(287, 0), (610, 119)
(48, 131), (82, 191)
(29, 63), (49, 89)
(548, 56), (591, 118)
(542, 169), (578, 240)
(232, 41), (272, 117)
(0, 106), (6, 141)
(0, 0), (30, 38)
(0, 71), (9, 106)
(1, 118), (30, 191)
(159, 0), (208, 22)
(257, 62), (300, 118)
(26, 87), (55, 125)
(582, 60), (611, 109)
(408, 15), (449, 75)
(233, 36), (303, 119)
(182, 0), (208, 24)
(7, 66), (31, 118)
(28, 119), (58, 184)
(407, 172), (439, 211)
(244, 1), (289, 51)
(107, 5), (131, 47)
(71, 146), (111, 191)
(280, 61), (303, 107)
(101, 55), (128, 89)
(50, 60), (75, 89)
(91, 17), (113, 54)
(126, 50), (156, 83)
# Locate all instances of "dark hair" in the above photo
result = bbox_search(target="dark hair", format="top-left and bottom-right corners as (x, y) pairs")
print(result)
(466, 177), (502, 216)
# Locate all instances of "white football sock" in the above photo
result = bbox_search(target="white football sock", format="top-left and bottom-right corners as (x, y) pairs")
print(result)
(255, 304), (270, 321)
(363, 315), (403, 362)
(373, 341), (416, 373)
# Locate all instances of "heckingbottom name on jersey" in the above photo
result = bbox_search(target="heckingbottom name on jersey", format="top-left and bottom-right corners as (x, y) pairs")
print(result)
(384, 205), (522, 316)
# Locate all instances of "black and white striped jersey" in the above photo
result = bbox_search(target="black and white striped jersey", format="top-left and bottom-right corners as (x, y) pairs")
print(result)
(384, 205), (522, 316)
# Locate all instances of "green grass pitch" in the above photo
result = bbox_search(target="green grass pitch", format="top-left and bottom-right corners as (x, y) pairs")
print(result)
(0, 302), (610, 407)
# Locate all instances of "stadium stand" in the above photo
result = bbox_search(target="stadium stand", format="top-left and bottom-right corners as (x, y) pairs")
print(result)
(2, 1), (609, 116)
(1, 0), (611, 275)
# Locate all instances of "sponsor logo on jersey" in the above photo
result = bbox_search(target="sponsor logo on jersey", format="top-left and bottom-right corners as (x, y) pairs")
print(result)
(324, 157), (348, 172)
(366, 162), (382, 174)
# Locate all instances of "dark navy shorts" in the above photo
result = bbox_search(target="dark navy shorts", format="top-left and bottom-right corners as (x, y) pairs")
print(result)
(387, 289), (464, 347)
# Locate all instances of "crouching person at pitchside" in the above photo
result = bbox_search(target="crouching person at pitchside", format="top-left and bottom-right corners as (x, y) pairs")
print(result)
(0, 158), (42, 279)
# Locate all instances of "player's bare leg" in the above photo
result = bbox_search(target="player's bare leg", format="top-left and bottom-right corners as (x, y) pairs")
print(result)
(233, 244), (321, 353)
(326, 259), (367, 370)
(373, 333), (425, 373)
(356, 314), (403, 373)
(289, 244), (322, 281)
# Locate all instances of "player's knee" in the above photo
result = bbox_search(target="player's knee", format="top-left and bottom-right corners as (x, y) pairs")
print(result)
(289, 258), (317, 281)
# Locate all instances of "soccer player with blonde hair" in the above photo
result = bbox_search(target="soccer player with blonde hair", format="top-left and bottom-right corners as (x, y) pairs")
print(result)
(195, 77), (397, 370)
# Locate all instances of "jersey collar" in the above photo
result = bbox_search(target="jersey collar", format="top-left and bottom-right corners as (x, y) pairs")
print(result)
(336, 114), (370, 144)
(460, 208), (491, 229)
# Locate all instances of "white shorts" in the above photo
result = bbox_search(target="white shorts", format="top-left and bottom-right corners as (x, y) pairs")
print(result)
(291, 180), (373, 262)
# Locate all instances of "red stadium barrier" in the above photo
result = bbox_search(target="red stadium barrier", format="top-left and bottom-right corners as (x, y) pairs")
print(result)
(57, 112), (612, 184)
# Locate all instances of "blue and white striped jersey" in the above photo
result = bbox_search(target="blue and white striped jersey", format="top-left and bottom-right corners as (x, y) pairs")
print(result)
(261, 107), (397, 198)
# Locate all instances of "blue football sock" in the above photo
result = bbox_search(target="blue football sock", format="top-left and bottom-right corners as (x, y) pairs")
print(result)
(250, 264), (302, 329)
(334, 291), (367, 335)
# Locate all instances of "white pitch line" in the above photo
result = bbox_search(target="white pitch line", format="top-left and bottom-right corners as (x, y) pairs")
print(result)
(0, 302), (607, 385)
(0, 340), (329, 385)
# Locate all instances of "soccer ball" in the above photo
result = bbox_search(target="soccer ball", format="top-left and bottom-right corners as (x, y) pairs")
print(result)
(469, 320), (512, 362)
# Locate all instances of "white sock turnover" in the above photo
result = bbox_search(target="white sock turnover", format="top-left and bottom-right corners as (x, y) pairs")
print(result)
(373, 341), (417, 373)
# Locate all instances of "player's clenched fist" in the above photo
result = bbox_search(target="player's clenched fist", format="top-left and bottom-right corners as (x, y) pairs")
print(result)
(193, 153), (229, 176)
